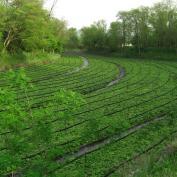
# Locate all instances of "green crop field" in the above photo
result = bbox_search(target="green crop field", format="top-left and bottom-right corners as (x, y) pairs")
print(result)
(1, 55), (177, 176)
(1, 0), (177, 176)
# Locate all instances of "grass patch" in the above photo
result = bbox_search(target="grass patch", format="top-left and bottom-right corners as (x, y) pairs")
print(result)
(0, 51), (61, 71)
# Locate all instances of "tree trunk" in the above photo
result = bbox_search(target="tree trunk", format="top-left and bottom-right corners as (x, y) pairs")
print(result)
(3, 29), (13, 52)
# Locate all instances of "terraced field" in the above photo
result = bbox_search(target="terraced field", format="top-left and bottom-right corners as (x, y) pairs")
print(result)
(1, 56), (177, 176)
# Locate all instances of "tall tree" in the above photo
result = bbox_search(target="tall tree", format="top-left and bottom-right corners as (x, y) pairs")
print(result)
(107, 21), (123, 52)
(81, 20), (107, 51)
(129, 7), (150, 55)
(66, 28), (80, 49)
(0, 0), (68, 54)
(117, 11), (132, 48)
(1, 0), (50, 52)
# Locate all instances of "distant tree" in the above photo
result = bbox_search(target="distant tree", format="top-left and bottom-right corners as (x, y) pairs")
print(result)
(80, 20), (107, 51)
(129, 7), (150, 55)
(65, 28), (80, 49)
(1, 0), (177, 56)
(150, 0), (177, 49)
(107, 21), (123, 52)
(117, 11), (132, 48)
(115, 0), (177, 54)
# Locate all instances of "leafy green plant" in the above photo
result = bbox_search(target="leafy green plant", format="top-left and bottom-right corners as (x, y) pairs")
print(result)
(0, 68), (85, 176)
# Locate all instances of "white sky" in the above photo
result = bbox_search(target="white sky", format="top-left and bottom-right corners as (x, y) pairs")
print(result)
(44, 0), (161, 29)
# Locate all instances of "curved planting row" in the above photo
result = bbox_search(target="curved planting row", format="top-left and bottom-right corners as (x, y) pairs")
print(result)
(0, 56), (177, 177)
(0, 57), (84, 87)
(51, 57), (177, 176)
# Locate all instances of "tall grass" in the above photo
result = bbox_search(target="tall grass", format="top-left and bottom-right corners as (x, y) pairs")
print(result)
(0, 51), (61, 71)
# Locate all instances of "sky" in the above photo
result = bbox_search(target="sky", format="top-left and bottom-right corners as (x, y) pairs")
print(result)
(44, 0), (161, 29)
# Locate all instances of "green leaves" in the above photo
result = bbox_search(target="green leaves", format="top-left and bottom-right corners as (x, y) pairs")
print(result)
(5, 68), (32, 89)
(54, 88), (85, 112)
(0, 88), (15, 106)
(81, 20), (107, 51)
(0, 67), (85, 176)
(0, 0), (68, 54)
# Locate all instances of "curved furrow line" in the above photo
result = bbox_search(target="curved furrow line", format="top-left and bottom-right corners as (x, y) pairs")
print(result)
(31, 66), (157, 110)
(48, 114), (168, 174)
(103, 130), (177, 177)
(0, 57), (87, 87)
(0, 62), (169, 137)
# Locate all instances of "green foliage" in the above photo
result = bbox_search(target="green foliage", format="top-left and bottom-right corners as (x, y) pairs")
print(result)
(0, 54), (177, 176)
(81, 20), (107, 51)
(107, 22), (123, 52)
(80, 0), (177, 56)
(65, 28), (80, 49)
(117, 0), (177, 54)
(0, 0), (68, 55)
(0, 51), (61, 71)
(54, 88), (85, 111)
(0, 68), (85, 176)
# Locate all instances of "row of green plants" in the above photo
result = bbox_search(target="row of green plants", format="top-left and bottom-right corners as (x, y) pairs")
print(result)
(5, 59), (117, 108)
(44, 57), (177, 176)
(0, 57), (166, 141)
(114, 130), (177, 177)
(0, 56), (83, 83)
(1, 56), (177, 176)
(57, 111), (177, 177)
(0, 56), (118, 176)
(0, 68), (85, 176)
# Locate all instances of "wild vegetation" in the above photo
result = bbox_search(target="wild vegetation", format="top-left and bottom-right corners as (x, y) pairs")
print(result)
(0, 0), (66, 53)
(0, 0), (77, 68)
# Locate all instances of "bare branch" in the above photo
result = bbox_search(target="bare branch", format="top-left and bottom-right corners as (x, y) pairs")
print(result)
(49, 0), (58, 17)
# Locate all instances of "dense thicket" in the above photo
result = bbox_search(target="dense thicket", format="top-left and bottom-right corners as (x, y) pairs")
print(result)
(80, 0), (177, 55)
(0, 0), (69, 54)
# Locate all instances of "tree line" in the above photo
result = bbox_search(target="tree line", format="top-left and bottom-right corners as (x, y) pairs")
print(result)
(0, 0), (77, 55)
(79, 0), (177, 56)
(1, 0), (177, 57)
